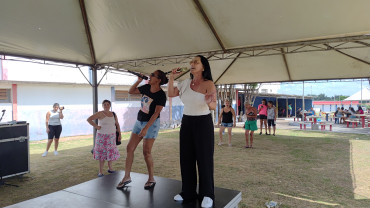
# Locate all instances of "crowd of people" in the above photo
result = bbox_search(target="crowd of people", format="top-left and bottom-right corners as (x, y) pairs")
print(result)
(334, 106), (365, 124)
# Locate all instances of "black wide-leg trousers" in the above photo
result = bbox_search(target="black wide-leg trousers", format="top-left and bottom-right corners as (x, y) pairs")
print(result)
(179, 114), (214, 200)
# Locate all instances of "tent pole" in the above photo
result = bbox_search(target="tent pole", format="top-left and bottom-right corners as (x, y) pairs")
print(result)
(286, 98), (288, 118)
(303, 81), (305, 111)
(361, 79), (363, 107)
(91, 66), (98, 154)
(295, 98), (297, 117)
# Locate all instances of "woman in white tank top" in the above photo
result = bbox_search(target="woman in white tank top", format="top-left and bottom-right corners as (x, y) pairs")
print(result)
(168, 55), (217, 208)
(42, 103), (64, 157)
(87, 100), (121, 177)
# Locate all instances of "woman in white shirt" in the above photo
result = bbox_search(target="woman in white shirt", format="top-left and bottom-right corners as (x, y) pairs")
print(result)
(168, 55), (217, 208)
(87, 100), (121, 177)
(42, 103), (64, 157)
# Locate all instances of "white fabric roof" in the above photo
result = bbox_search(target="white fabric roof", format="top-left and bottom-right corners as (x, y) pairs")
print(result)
(344, 88), (370, 101)
(1, 0), (370, 84)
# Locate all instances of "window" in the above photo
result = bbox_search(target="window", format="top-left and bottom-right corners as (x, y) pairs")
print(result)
(0, 89), (11, 103)
(261, 89), (268, 93)
(115, 90), (142, 101)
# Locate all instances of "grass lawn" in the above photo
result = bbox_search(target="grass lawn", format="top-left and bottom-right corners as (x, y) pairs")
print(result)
(0, 128), (369, 208)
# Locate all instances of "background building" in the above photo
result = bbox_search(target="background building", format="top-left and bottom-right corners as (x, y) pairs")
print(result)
(0, 59), (183, 141)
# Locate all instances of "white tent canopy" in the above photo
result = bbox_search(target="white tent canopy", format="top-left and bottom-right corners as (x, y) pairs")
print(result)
(1, 0), (370, 84)
(344, 88), (370, 101)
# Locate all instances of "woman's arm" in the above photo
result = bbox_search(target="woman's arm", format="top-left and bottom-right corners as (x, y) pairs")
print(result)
(205, 81), (217, 110)
(274, 107), (278, 120)
(231, 108), (236, 127)
(218, 108), (224, 125)
(46, 112), (50, 133)
(129, 77), (143, 94)
(138, 105), (164, 137)
(114, 113), (122, 141)
(251, 108), (258, 118)
(87, 112), (102, 130)
(168, 69), (180, 97)
(59, 109), (64, 119)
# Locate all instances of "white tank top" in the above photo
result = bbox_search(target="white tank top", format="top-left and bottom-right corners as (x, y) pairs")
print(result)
(97, 114), (116, 134)
(177, 79), (210, 116)
(48, 110), (61, 125)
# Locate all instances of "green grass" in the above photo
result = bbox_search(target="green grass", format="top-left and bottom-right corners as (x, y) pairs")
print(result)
(0, 128), (369, 207)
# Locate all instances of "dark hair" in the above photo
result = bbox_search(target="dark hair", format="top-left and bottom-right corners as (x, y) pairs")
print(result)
(268, 101), (273, 105)
(358, 106), (363, 111)
(262, 99), (267, 105)
(341, 107), (344, 110)
(102, 99), (111, 106)
(156, 70), (168, 85)
(190, 55), (213, 81)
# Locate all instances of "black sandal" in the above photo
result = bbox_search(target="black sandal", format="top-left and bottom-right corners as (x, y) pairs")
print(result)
(144, 181), (156, 189)
(116, 179), (132, 189)
(259, 132), (262, 135)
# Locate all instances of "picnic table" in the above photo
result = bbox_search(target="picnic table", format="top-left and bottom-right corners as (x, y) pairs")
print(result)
(353, 114), (370, 128)
(303, 112), (312, 121)
(306, 115), (321, 124)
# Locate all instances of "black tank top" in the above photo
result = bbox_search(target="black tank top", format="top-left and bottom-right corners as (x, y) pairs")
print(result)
(222, 110), (233, 123)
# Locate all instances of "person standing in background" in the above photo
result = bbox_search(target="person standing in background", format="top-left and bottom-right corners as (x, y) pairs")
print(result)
(244, 101), (258, 148)
(267, 101), (277, 136)
(257, 99), (268, 135)
(288, 103), (292, 118)
(87, 100), (121, 177)
(217, 99), (236, 146)
(42, 103), (64, 157)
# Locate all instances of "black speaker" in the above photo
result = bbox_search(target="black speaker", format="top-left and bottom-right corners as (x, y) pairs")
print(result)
(0, 123), (29, 179)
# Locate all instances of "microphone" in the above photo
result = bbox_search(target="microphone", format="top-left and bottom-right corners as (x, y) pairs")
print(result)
(126, 71), (148, 80)
(0, 109), (5, 122)
(165, 67), (188, 75)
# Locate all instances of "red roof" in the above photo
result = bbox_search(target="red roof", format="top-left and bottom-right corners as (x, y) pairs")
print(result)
(313, 101), (359, 105)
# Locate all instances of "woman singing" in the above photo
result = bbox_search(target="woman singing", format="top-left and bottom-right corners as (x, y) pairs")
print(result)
(168, 55), (217, 208)
(117, 70), (167, 190)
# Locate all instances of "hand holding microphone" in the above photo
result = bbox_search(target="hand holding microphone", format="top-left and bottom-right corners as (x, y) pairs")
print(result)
(168, 67), (188, 80)
(126, 71), (148, 80)
(166, 67), (188, 75)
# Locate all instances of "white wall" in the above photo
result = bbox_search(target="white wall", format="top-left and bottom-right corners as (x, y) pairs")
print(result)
(16, 83), (112, 140)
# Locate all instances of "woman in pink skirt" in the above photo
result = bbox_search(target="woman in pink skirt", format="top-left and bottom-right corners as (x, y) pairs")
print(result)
(87, 100), (121, 177)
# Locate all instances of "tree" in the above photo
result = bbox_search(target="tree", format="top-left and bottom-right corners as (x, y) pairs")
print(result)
(315, 93), (330, 101)
(242, 83), (260, 105)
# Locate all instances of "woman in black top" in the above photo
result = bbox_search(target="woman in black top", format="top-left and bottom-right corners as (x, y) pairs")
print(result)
(217, 99), (236, 146)
(117, 70), (167, 190)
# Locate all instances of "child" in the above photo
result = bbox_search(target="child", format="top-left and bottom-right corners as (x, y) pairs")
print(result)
(267, 101), (277, 136)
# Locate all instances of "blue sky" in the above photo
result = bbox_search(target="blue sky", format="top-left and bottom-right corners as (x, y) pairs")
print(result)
(277, 80), (370, 97)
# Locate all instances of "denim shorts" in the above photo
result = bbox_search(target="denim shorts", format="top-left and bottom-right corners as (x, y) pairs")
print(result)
(132, 118), (160, 139)
(221, 122), (233, 127)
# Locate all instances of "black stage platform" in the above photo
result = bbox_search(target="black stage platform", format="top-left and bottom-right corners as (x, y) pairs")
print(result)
(6, 171), (241, 208)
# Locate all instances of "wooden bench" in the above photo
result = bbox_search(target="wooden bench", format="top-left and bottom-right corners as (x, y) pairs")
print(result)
(345, 120), (360, 128)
